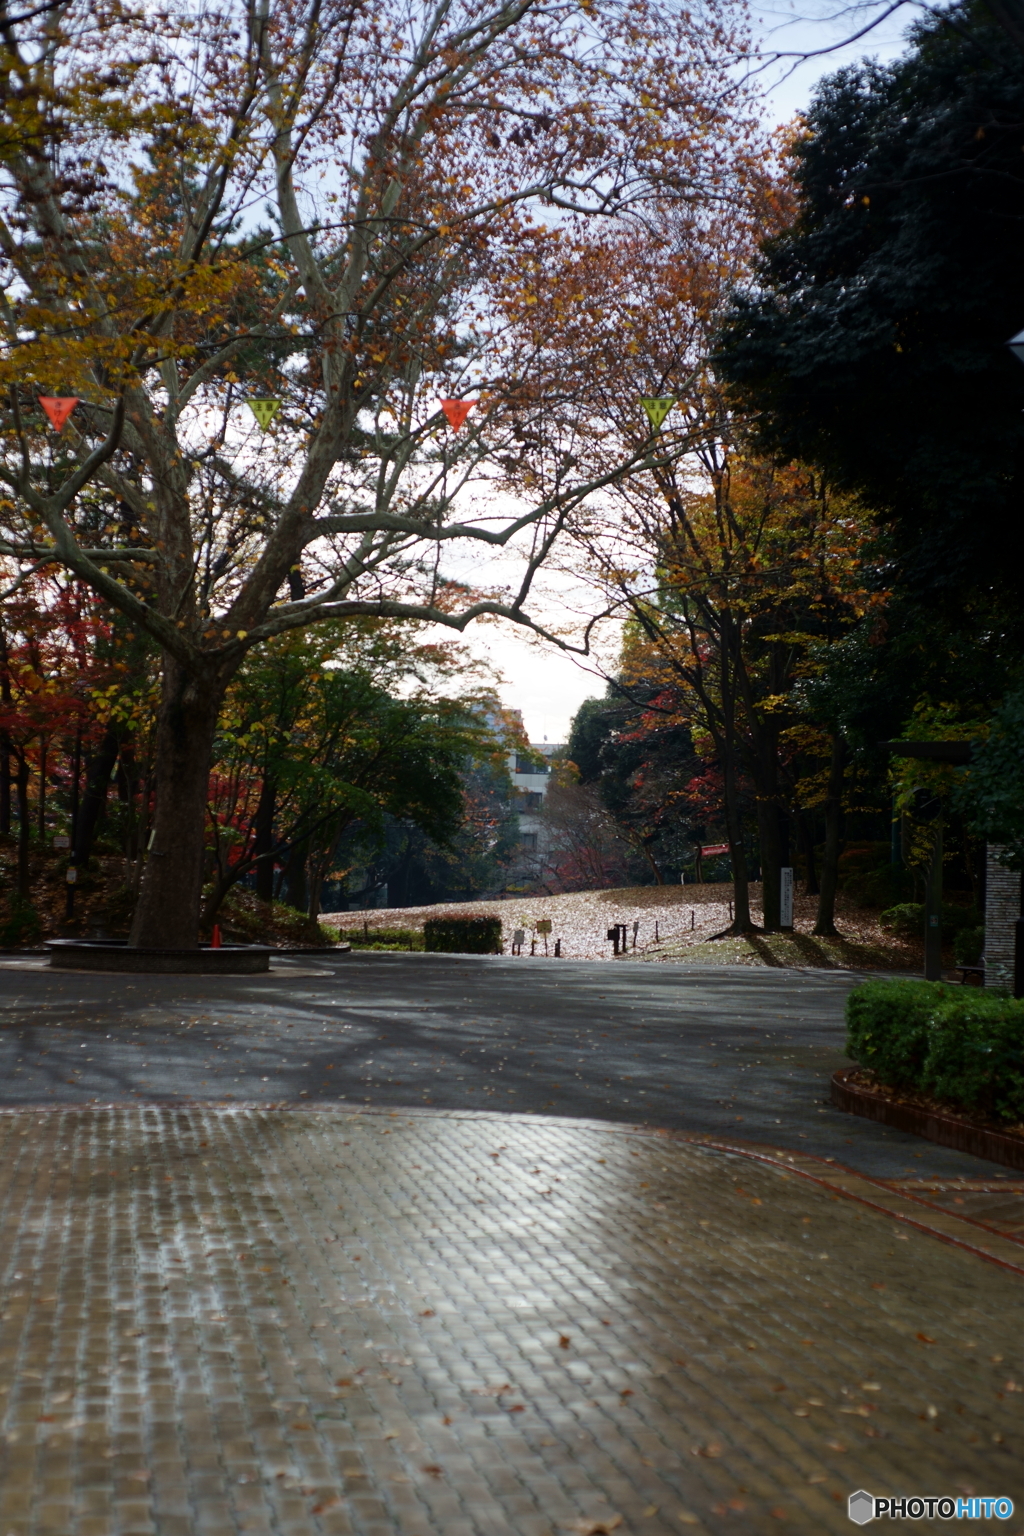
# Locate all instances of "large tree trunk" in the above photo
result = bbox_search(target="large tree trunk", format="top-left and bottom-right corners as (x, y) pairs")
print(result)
(74, 727), (120, 865)
(36, 739), (47, 841)
(814, 734), (847, 937)
(15, 752), (30, 899)
(0, 734), (10, 835)
(129, 659), (224, 949)
(799, 808), (820, 895)
(0, 632), (11, 836)
(253, 773), (277, 902)
(757, 796), (785, 932)
(282, 837), (310, 913)
(721, 741), (755, 932)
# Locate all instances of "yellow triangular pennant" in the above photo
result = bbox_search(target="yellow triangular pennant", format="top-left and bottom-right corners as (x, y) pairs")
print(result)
(247, 398), (281, 430)
(641, 396), (674, 431)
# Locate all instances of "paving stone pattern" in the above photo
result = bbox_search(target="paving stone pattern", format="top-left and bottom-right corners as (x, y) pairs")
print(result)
(0, 1107), (1021, 1536)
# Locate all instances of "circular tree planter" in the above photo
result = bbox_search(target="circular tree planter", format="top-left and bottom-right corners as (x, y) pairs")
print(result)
(832, 1067), (1024, 1172)
(46, 940), (271, 975)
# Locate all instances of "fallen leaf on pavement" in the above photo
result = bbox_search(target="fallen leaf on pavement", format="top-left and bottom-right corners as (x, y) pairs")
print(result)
(691, 1442), (723, 1458)
(916, 1333), (936, 1344)
(311, 1496), (342, 1514)
(559, 1335), (571, 1349)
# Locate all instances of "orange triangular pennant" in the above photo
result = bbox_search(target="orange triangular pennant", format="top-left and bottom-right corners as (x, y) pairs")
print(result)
(440, 399), (476, 431)
(39, 396), (79, 431)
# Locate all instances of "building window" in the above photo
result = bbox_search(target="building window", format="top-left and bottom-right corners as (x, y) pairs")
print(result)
(520, 791), (543, 811)
(515, 754), (548, 775)
(520, 832), (538, 852)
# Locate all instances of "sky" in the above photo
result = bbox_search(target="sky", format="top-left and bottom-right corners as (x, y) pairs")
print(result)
(466, 0), (918, 747)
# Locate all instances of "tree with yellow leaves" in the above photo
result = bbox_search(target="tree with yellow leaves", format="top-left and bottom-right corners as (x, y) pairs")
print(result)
(576, 451), (879, 933)
(0, 0), (761, 945)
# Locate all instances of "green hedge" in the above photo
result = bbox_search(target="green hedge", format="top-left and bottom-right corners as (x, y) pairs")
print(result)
(845, 979), (947, 1089)
(423, 914), (503, 954)
(334, 927), (424, 951)
(845, 980), (1024, 1123)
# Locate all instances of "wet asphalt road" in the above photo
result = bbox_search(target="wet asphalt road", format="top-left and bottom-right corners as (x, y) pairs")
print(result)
(0, 952), (1000, 1179)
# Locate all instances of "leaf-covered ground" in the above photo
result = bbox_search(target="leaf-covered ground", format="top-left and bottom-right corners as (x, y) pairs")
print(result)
(321, 882), (924, 971)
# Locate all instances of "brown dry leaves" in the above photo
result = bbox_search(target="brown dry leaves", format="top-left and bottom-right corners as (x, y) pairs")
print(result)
(322, 881), (915, 971)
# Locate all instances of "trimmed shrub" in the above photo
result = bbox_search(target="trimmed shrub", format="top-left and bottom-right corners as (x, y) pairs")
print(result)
(845, 979), (1024, 1123)
(334, 927), (424, 951)
(921, 994), (1024, 1124)
(423, 914), (502, 954)
(845, 979), (947, 1088)
(953, 925), (984, 967)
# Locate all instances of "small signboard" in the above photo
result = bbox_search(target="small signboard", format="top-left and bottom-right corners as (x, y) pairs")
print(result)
(536, 919), (552, 935)
(780, 866), (794, 928)
(65, 866), (78, 884)
(53, 834), (70, 849)
(701, 843), (729, 857)
(513, 929), (526, 947)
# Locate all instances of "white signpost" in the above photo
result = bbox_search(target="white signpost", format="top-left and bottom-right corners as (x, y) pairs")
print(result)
(780, 867), (794, 930)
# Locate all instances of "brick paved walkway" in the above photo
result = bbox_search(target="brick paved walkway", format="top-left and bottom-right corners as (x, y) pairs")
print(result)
(0, 1107), (1021, 1536)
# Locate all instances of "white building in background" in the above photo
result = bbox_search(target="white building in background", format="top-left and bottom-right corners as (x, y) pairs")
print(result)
(508, 738), (565, 878)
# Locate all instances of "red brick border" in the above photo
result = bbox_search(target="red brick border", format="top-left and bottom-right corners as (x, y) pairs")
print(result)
(832, 1067), (1024, 1172)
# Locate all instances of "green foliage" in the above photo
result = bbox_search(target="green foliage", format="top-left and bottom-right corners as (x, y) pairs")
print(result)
(566, 686), (699, 882)
(214, 887), (338, 948)
(207, 620), (507, 917)
(0, 897), (41, 946)
(843, 864), (914, 909)
(956, 686), (1024, 869)
(838, 843), (914, 908)
(845, 979), (947, 1088)
(846, 980), (1024, 1122)
(879, 902), (980, 941)
(878, 903), (924, 939)
(953, 926), (984, 966)
(716, 3), (1024, 618)
(423, 914), (503, 954)
(919, 994), (1024, 1123)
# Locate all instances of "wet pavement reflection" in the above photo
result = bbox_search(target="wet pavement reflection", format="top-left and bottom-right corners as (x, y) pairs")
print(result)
(0, 1104), (1020, 1535)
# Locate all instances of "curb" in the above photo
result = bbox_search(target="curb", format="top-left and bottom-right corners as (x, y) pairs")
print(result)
(831, 1067), (1024, 1173)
